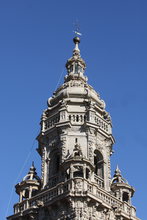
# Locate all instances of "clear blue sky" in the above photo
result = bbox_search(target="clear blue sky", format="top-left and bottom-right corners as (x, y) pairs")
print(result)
(0, 0), (146, 219)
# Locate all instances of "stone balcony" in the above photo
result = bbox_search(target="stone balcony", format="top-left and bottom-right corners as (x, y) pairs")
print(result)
(42, 110), (111, 135)
(12, 178), (138, 220)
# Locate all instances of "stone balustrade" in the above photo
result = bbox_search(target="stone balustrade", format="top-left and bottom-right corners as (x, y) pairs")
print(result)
(43, 110), (110, 136)
(44, 114), (60, 131)
(43, 112), (86, 132)
(94, 174), (104, 188)
(68, 113), (86, 124)
(94, 116), (109, 133)
(14, 178), (136, 218)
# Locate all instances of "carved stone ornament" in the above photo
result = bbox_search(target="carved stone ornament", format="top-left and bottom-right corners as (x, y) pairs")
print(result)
(88, 142), (93, 162)
(72, 143), (83, 158)
(95, 142), (103, 151)
(74, 179), (82, 192)
(96, 138), (111, 151)
(61, 137), (67, 160)
(36, 200), (44, 207)
(70, 80), (84, 88)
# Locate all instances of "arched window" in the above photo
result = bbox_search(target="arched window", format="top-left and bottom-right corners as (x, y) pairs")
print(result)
(94, 150), (104, 179)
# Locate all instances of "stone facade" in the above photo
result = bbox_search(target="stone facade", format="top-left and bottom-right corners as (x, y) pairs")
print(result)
(7, 37), (140, 220)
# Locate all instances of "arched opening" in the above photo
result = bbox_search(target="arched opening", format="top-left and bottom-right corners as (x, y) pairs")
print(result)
(123, 192), (129, 202)
(56, 155), (60, 172)
(24, 189), (29, 198)
(94, 150), (104, 179)
(32, 189), (38, 197)
(49, 152), (60, 176)
(73, 166), (83, 178)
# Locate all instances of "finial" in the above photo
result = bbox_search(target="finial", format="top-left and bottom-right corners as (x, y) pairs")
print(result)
(73, 36), (80, 53)
(23, 163), (40, 181)
(115, 165), (121, 176)
(112, 165), (128, 184)
(116, 165), (120, 171)
(29, 161), (36, 174)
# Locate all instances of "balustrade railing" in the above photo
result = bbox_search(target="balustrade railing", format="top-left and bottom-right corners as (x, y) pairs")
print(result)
(94, 115), (109, 133)
(14, 178), (136, 218)
(44, 114), (60, 131)
(44, 112), (86, 131)
(68, 113), (86, 124)
(94, 174), (104, 188)
(43, 110), (110, 135)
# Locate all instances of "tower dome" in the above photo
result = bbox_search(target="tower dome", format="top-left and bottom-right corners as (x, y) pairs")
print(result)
(23, 162), (40, 181)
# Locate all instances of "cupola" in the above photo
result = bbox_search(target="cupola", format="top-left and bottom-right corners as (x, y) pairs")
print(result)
(64, 36), (87, 83)
(111, 166), (135, 204)
(15, 162), (41, 202)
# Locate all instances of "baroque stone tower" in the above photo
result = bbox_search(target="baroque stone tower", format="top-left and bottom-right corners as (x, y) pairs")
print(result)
(7, 37), (140, 220)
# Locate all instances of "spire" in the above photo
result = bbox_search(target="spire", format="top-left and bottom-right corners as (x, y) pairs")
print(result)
(28, 161), (36, 174)
(115, 165), (121, 176)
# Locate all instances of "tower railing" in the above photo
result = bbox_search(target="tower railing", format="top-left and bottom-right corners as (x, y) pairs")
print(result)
(14, 178), (137, 218)
(94, 174), (104, 188)
(43, 110), (111, 135)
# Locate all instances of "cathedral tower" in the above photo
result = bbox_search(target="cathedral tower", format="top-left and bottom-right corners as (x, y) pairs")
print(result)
(7, 37), (140, 220)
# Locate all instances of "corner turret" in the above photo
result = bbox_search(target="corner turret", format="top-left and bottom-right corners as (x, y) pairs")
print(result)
(111, 166), (135, 204)
(15, 162), (41, 202)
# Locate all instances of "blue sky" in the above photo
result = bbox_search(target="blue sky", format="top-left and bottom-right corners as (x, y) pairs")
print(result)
(0, 0), (146, 219)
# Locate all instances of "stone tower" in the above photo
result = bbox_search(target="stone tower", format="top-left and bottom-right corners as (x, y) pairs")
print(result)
(7, 37), (140, 220)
